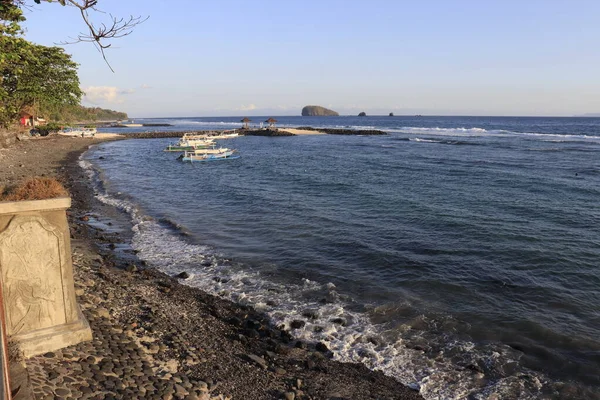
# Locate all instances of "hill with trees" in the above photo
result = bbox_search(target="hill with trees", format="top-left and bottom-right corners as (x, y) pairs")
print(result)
(301, 105), (339, 116)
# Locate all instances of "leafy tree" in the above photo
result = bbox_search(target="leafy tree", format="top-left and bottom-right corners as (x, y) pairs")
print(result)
(0, 0), (143, 127)
(10, 43), (83, 119)
(33, 0), (147, 71)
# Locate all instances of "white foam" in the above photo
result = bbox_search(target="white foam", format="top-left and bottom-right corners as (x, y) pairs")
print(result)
(78, 150), (554, 400)
(410, 138), (440, 143)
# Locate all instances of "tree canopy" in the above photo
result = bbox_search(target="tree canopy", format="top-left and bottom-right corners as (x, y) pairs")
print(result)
(0, 0), (141, 127)
(1, 2), (83, 126)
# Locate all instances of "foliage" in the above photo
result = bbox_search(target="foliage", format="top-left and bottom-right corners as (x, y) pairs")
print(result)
(33, 0), (148, 71)
(65, 105), (128, 122)
(0, 0), (26, 126)
(11, 44), (82, 117)
(1, 2), (83, 127)
(31, 122), (62, 136)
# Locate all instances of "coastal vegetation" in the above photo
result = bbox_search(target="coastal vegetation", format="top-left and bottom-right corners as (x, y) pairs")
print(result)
(301, 105), (339, 116)
(0, 0), (140, 128)
(57, 105), (128, 122)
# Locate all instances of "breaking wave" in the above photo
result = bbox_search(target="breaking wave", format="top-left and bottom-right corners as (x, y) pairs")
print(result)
(77, 149), (561, 400)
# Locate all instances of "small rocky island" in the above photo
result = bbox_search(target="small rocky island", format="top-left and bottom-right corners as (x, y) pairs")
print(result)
(301, 105), (339, 116)
(358, 112), (367, 117)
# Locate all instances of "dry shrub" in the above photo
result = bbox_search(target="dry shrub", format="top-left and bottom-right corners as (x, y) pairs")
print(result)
(0, 177), (68, 201)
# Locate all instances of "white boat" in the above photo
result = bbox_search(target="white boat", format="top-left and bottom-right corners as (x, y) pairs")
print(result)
(164, 139), (216, 152)
(180, 149), (239, 162)
(188, 147), (232, 155)
(182, 130), (239, 141)
(58, 127), (97, 137)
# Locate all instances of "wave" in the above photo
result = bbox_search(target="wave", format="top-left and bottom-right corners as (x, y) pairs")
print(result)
(169, 120), (243, 127)
(79, 149), (558, 400)
(386, 126), (600, 143)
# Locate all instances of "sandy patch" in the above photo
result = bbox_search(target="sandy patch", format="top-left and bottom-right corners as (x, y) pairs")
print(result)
(283, 128), (325, 135)
(93, 132), (124, 139)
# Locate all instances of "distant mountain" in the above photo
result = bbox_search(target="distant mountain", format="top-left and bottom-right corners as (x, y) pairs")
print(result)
(301, 105), (339, 116)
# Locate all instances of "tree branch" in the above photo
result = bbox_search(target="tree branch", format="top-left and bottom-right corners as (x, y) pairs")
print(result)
(33, 0), (148, 72)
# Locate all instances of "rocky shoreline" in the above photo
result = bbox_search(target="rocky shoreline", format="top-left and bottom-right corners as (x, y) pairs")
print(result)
(4, 136), (422, 399)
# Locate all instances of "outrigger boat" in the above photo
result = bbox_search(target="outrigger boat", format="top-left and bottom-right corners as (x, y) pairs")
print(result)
(182, 129), (239, 141)
(179, 148), (239, 162)
(164, 138), (216, 152)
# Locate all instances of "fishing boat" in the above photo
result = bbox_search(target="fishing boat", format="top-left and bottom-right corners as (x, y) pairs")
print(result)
(179, 148), (239, 162)
(164, 139), (216, 152)
(58, 127), (97, 137)
(182, 130), (239, 141)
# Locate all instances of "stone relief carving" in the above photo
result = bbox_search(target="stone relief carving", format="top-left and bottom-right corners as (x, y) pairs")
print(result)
(0, 216), (67, 335)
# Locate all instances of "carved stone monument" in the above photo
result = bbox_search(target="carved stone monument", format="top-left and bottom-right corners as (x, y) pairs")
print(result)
(0, 197), (91, 357)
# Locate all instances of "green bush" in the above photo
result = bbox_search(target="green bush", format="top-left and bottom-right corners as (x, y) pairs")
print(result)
(32, 122), (63, 136)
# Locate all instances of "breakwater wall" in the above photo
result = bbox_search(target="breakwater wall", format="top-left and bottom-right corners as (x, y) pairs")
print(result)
(125, 131), (214, 139)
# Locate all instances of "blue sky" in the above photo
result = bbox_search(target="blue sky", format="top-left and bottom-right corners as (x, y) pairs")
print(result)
(22, 0), (600, 117)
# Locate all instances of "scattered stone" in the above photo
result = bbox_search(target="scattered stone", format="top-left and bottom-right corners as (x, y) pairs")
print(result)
(302, 310), (319, 320)
(316, 342), (329, 353)
(295, 341), (307, 349)
(126, 264), (138, 272)
(246, 354), (268, 369)
(290, 320), (305, 329)
(176, 271), (190, 279)
(284, 391), (295, 400)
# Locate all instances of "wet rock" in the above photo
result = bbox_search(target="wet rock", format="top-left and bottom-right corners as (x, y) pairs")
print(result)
(290, 320), (305, 329)
(302, 310), (319, 320)
(176, 271), (190, 279)
(295, 341), (307, 349)
(467, 363), (484, 374)
(331, 317), (347, 326)
(315, 342), (329, 353)
(245, 319), (261, 330)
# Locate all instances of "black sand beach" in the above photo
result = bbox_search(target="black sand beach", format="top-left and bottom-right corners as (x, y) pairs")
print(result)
(3, 135), (422, 399)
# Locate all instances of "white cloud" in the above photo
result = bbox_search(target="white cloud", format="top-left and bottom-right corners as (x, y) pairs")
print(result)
(82, 86), (135, 104)
(238, 104), (257, 111)
(140, 84), (152, 89)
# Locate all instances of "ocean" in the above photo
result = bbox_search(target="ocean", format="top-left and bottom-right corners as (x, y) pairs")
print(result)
(83, 116), (600, 399)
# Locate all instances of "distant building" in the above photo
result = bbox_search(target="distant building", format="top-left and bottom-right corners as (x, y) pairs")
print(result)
(19, 112), (34, 127)
(19, 112), (46, 127)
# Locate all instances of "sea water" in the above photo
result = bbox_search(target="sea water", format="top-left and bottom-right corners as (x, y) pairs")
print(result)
(85, 116), (600, 399)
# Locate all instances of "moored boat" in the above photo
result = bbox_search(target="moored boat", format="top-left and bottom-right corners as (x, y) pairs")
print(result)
(164, 139), (216, 152)
(58, 127), (97, 137)
(179, 148), (239, 162)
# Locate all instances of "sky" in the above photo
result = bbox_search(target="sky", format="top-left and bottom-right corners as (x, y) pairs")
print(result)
(21, 0), (600, 117)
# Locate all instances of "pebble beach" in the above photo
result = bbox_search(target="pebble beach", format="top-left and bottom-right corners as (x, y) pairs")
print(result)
(2, 134), (422, 400)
